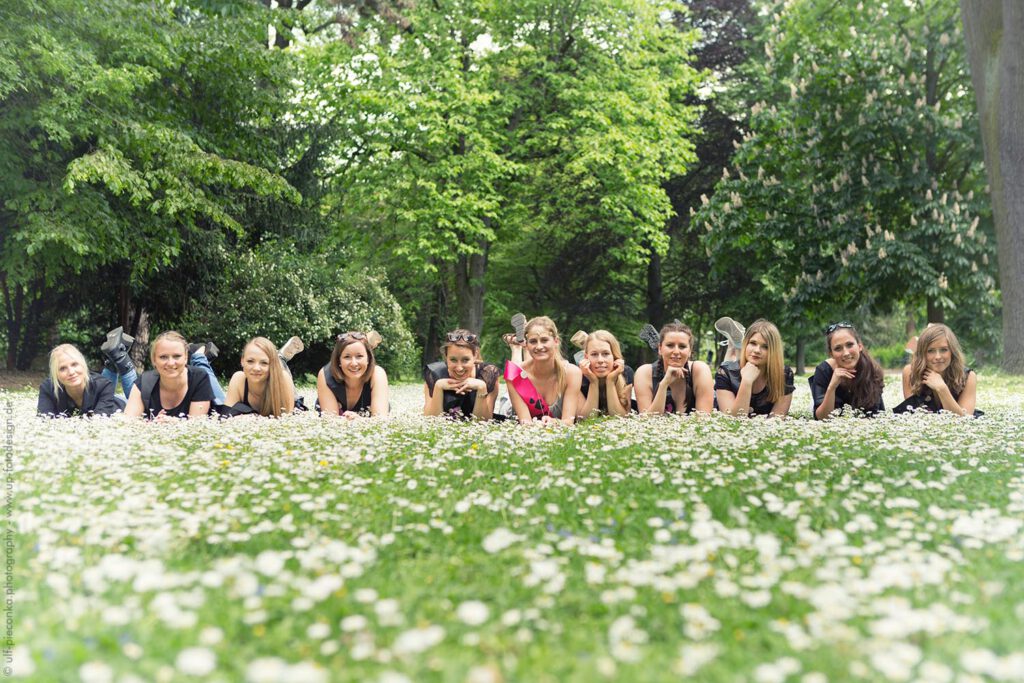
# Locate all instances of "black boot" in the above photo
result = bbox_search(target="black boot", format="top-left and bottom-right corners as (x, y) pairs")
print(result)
(101, 326), (136, 375)
(188, 341), (219, 361)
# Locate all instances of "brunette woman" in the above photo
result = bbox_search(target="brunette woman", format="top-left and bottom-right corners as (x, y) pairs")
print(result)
(37, 344), (119, 417)
(715, 319), (794, 417)
(573, 330), (634, 418)
(223, 337), (298, 417)
(895, 324), (979, 416)
(810, 322), (885, 419)
(504, 316), (581, 425)
(124, 331), (214, 420)
(316, 331), (389, 418)
(635, 321), (714, 415)
(423, 329), (500, 419)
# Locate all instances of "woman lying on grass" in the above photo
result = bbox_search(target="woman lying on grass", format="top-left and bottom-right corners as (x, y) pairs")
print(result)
(37, 344), (119, 418)
(573, 330), (633, 418)
(635, 321), (714, 415)
(895, 323), (980, 417)
(223, 337), (302, 418)
(715, 319), (794, 417)
(316, 331), (389, 418)
(810, 322), (885, 419)
(504, 316), (581, 426)
(423, 329), (500, 420)
(124, 331), (214, 421)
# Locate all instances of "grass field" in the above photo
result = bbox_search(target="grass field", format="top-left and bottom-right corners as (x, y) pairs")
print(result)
(3, 374), (1023, 682)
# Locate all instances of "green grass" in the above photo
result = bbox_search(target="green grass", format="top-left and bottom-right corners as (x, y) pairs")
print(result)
(3, 375), (1023, 681)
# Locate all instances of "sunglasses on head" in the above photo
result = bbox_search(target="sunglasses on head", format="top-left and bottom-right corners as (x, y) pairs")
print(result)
(337, 332), (367, 343)
(446, 332), (478, 344)
(825, 321), (854, 335)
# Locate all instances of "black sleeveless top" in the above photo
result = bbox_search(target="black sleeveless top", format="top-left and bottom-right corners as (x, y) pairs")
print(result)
(649, 360), (695, 414)
(424, 361), (500, 419)
(714, 361), (795, 415)
(135, 367), (214, 419)
(809, 361), (884, 418)
(893, 369), (981, 416)
(580, 365), (635, 414)
(317, 364), (372, 414)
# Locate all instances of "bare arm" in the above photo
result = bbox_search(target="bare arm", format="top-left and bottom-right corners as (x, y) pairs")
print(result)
(691, 362), (715, 414)
(423, 380), (447, 416)
(123, 385), (144, 418)
(770, 393), (793, 418)
(370, 367), (389, 416)
(224, 372), (245, 406)
(559, 364), (582, 425)
(187, 400), (211, 419)
(316, 369), (341, 416)
(901, 365), (913, 399)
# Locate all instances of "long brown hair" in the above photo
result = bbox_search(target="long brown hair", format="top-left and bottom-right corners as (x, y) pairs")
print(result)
(244, 337), (294, 417)
(329, 333), (376, 384)
(525, 316), (567, 396)
(910, 323), (967, 398)
(741, 320), (786, 404)
(825, 325), (883, 410)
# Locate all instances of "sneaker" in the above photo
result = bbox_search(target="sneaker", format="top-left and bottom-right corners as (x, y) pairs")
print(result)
(638, 323), (659, 351)
(510, 313), (527, 344)
(280, 336), (304, 361)
(714, 317), (745, 350)
(366, 331), (382, 349)
(573, 350), (585, 365)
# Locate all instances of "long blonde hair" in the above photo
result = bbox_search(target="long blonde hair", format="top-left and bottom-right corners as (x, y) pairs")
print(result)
(741, 319), (786, 404)
(910, 323), (967, 398)
(573, 329), (629, 410)
(244, 337), (295, 417)
(49, 344), (90, 399)
(526, 316), (567, 396)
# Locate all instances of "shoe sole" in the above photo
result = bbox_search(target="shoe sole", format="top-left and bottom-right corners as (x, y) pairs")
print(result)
(714, 317), (745, 348)
(101, 326), (124, 354)
(511, 313), (526, 343)
(638, 323), (659, 350)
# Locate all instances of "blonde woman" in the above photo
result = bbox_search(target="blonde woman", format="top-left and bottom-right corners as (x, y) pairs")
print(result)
(573, 330), (633, 418)
(635, 321), (714, 415)
(223, 337), (298, 417)
(715, 319), (794, 417)
(504, 316), (581, 425)
(895, 324), (979, 416)
(124, 331), (215, 420)
(37, 344), (119, 417)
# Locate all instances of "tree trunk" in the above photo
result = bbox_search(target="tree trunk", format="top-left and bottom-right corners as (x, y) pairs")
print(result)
(795, 338), (806, 375)
(646, 249), (664, 328)
(1, 275), (22, 371)
(129, 305), (150, 371)
(422, 281), (444, 365)
(455, 243), (488, 335)
(961, 0), (1024, 372)
(16, 291), (46, 370)
(927, 296), (945, 324)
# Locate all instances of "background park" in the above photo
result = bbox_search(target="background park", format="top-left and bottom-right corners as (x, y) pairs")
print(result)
(2, 0), (1024, 681)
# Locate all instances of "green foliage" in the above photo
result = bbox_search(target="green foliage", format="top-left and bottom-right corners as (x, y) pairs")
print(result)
(176, 241), (417, 378)
(694, 0), (997, 335)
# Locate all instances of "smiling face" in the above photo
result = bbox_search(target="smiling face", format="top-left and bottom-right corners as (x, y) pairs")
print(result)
(924, 335), (952, 374)
(339, 341), (370, 380)
(55, 352), (87, 390)
(585, 339), (614, 377)
(829, 329), (862, 370)
(659, 331), (691, 368)
(153, 339), (188, 380)
(445, 344), (478, 381)
(525, 325), (558, 361)
(241, 343), (272, 383)
(745, 332), (770, 367)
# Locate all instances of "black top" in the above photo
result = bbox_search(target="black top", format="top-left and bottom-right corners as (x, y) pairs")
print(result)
(649, 360), (695, 414)
(37, 374), (118, 417)
(424, 361), (500, 419)
(581, 365), (635, 414)
(893, 368), (980, 415)
(715, 360), (795, 415)
(809, 361), (885, 418)
(135, 367), (214, 419)
(318, 364), (373, 414)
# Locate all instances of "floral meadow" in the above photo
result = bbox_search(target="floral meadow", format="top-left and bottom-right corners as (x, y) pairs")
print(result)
(4, 375), (1024, 682)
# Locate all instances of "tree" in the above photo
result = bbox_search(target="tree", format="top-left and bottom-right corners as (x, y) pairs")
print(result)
(322, 0), (702, 337)
(960, 0), (1024, 372)
(0, 0), (300, 369)
(694, 0), (997, 346)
